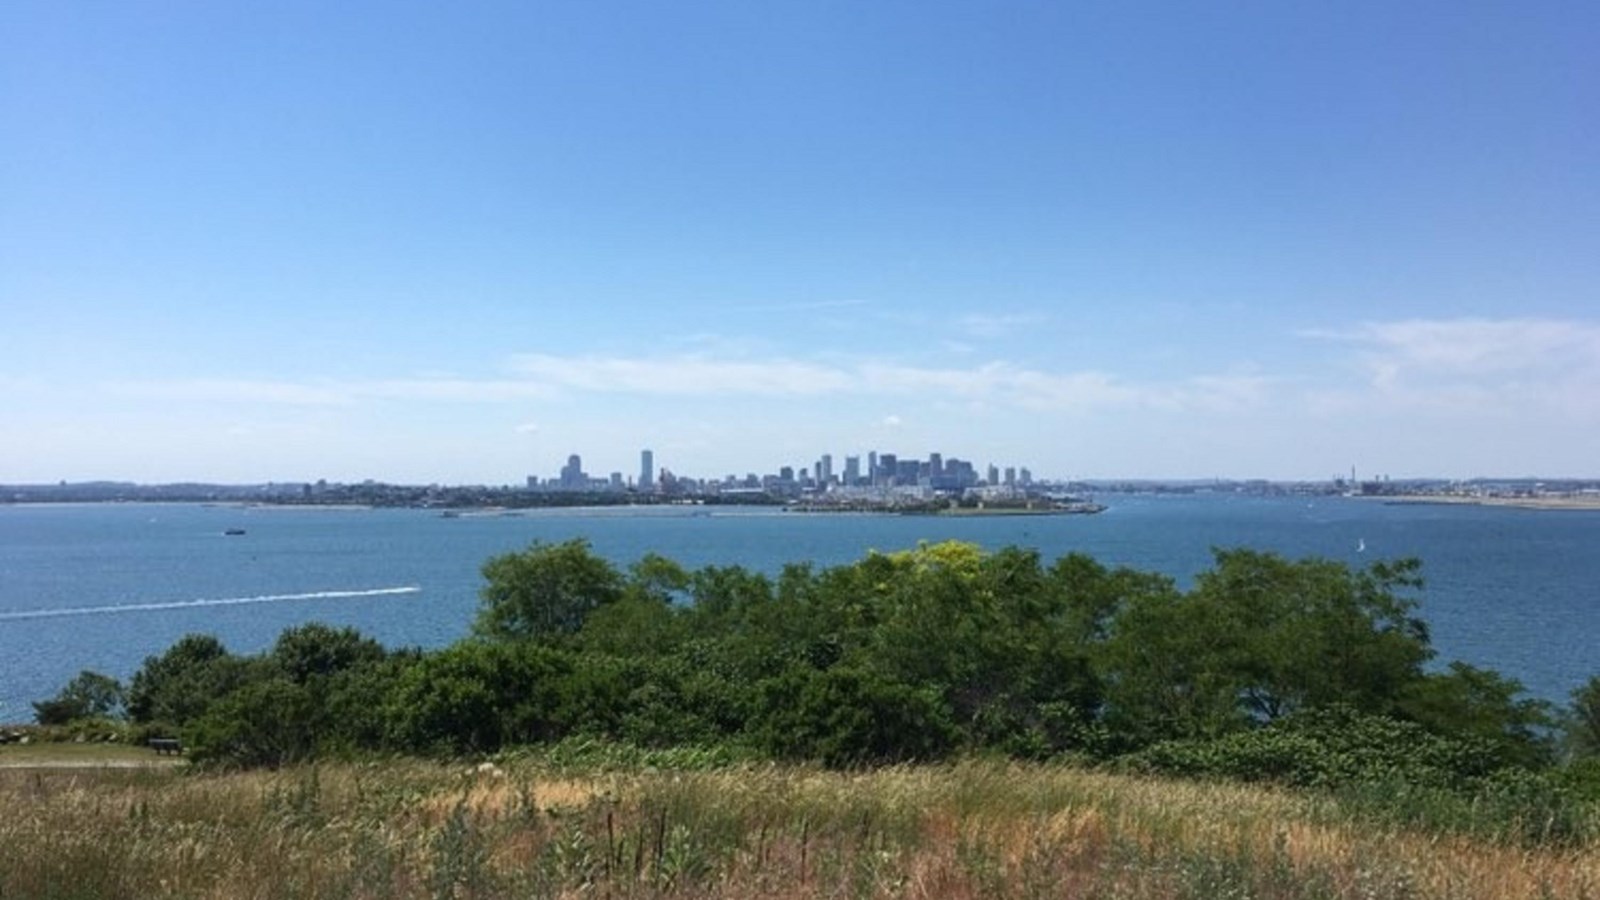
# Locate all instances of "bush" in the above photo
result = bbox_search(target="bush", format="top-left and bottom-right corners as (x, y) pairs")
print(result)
(1126, 707), (1504, 790)
(385, 641), (582, 755)
(752, 665), (957, 767)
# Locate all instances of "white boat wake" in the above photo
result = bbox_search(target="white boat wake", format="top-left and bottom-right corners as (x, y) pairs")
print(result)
(0, 586), (422, 621)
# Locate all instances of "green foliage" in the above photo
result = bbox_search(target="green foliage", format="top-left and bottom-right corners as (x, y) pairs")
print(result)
(1127, 706), (1504, 791)
(1564, 675), (1600, 758)
(474, 538), (625, 641)
(385, 641), (583, 755)
(270, 622), (386, 683)
(1100, 549), (1432, 744)
(752, 664), (957, 766)
(126, 634), (256, 730)
(32, 670), (125, 725)
(187, 677), (319, 768)
(98, 538), (1594, 850)
(1401, 661), (1555, 769)
(182, 624), (400, 765)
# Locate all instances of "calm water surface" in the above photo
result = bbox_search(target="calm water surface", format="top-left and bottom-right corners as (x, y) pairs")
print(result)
(1, 496), (1596, 720)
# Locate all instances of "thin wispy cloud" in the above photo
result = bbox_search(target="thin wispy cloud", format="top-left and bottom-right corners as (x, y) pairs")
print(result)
(1304, 318), (1600, 417)
(511, 354), (856, 396)
(958, 312), (1049, 339)
(724, 298), (870, 314)
(513, 353), (1268, 414)
(107, 354), (1275, 417)
(1310, 318), (1600, 376)
(107, 377), (557, 406)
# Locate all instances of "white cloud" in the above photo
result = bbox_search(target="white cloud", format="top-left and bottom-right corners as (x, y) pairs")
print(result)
(513, 353), (1269, 414)
(108, 379), (356, 405)
(104, 353), (1273, 418)
(958, 312), (1049, 339)
(1305, 317), (1600, 417)
(511, 354), (856, 396)
(107, 377), (556, 406)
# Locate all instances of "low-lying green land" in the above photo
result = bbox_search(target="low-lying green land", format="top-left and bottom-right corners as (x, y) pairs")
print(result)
(0, 740), (177, 767)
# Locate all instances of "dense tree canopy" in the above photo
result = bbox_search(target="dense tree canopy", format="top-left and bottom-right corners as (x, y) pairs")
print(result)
(51, 538), (1590, 821)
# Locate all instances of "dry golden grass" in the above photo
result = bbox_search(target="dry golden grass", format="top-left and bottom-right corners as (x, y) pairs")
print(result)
(1, 758), (1594, 899)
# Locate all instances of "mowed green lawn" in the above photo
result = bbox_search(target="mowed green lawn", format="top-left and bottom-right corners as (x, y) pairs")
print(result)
(0, 740), (182, 767)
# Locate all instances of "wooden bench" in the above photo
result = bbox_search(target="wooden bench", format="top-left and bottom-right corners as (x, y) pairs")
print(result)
(149, 738), (183, 756)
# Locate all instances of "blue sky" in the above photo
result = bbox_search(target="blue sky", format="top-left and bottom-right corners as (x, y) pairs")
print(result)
(3, 1), (1598, 483)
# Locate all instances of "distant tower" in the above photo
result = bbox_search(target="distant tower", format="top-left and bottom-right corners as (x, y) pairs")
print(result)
(561, 454), (585, 489)
(844, 455), (861, 486)
(640, 449), (655, 490)
(819, 454), (834, 485)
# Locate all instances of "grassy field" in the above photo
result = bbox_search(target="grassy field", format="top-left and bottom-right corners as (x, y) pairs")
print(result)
(0, 740), (182, 767)
(3, 756), (1596, 899)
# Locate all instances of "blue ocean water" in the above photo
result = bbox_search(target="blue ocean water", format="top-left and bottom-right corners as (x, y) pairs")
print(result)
(1, 496), (1596, 722)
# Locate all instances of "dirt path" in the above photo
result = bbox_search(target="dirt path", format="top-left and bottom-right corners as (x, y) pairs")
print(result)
(0, 759), (184, 770)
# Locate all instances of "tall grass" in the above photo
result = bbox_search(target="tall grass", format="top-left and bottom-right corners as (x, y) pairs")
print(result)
(2, 759), (1595, 899)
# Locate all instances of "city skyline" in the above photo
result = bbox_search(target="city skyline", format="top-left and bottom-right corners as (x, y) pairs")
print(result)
(4, 3), (1598, 484)
(529, 446), (1038, 493)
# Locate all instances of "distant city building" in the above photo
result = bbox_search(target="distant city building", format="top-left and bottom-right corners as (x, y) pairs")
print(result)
(877, 453), (898, 486)
(560, 454), (586, 489)
(516, 445), (1046, 500)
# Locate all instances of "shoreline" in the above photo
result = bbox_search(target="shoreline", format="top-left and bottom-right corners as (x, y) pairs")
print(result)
(1377, 495), (1600, 512)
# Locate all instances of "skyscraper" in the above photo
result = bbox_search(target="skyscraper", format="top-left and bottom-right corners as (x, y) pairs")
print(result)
(640, 449), (655, 490)
(560, 454), (585, 489)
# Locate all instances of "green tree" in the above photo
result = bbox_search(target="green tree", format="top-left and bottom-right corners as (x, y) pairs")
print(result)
(474, 539), (625, 641)
(1401, 662), (1554, 769)
(752, 664), (956, 767)
(1099, 550), (1433, 745)
(270, 622), (386, 683)
(385, 641), (584, 754)
(127, 634), (256, 728)
(186, 678), (317, 768)
(33, 670), (125, 725)
(1564, 675), (1600, 758)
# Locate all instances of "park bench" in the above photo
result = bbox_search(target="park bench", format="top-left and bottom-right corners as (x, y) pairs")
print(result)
(149, 738), (183, 755)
